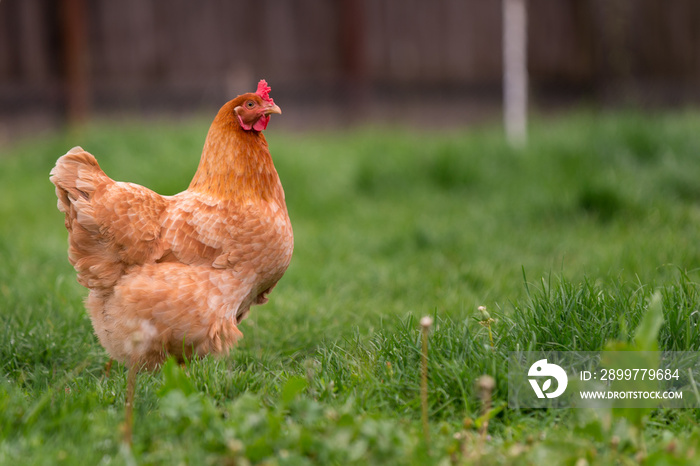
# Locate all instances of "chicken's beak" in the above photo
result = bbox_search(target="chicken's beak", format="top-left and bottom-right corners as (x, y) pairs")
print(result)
(264, 104), (282, 116)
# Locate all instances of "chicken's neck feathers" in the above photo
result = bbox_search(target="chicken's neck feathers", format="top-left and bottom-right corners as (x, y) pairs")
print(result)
(188, 118), (282, 204)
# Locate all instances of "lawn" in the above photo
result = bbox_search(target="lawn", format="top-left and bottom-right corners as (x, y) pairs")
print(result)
(2, 110), (700, 464)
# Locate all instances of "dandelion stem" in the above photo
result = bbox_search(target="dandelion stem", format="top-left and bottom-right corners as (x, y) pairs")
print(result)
(420, 316), (433, 451)
(478, 306), (496, 351)
(477, 375), (495, 449)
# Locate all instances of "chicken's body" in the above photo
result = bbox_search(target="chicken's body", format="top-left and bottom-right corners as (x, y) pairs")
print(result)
(50, 81), (292, 369)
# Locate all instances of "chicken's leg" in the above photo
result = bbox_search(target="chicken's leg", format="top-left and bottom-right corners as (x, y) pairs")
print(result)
(122, 361), (138, 446)
(104, 358), (114, 378)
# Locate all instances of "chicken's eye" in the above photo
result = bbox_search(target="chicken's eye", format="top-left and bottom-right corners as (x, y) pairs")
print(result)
(246, 101), (255, 109)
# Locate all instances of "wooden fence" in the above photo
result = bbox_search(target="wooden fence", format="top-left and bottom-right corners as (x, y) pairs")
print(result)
(1, 0), (700, 121)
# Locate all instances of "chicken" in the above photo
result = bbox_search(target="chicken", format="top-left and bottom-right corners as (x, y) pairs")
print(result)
(50, 80), (293, 370)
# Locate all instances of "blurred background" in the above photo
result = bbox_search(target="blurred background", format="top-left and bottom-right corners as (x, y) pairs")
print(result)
(1, 0), (700, 140)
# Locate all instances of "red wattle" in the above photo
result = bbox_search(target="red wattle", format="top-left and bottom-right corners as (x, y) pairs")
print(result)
(238, 115), (269, 132)
(237, 115), (252, 131)
(253, 116), (269, 131)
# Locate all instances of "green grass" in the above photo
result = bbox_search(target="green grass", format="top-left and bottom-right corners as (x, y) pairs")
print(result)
(3, 110), (700, 464)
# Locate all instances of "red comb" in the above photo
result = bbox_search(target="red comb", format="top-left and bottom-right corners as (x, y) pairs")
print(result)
(256, 79), (274, 104)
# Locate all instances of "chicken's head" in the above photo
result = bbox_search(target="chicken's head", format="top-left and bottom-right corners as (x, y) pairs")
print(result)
(233, 80), (282, 132)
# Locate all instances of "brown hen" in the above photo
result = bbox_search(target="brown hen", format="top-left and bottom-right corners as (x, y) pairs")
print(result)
(50, 80), (293, 370)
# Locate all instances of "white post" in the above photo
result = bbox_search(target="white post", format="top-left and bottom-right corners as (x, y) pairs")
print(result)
(503, 0), (528, 147)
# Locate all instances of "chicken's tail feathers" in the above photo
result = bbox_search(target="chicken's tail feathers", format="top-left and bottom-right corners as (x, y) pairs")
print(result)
(50, 147), (122, 288)
(50, 147), (110, 215)
(51, 147), (168, 289)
